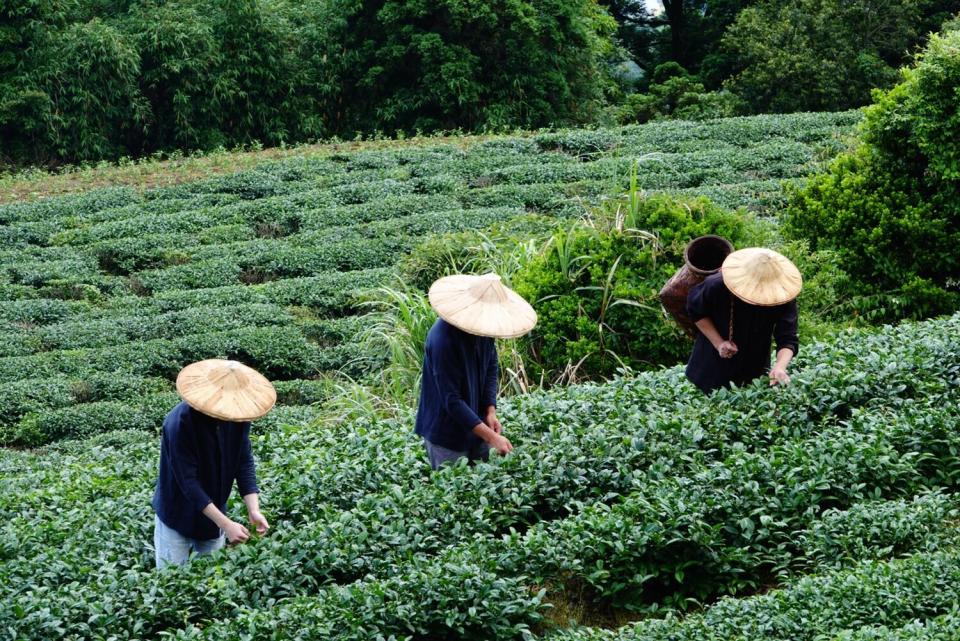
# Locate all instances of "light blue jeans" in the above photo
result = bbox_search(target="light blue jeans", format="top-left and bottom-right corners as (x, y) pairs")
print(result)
(423, 438), (490, 470)
(153, 515), (225, 569)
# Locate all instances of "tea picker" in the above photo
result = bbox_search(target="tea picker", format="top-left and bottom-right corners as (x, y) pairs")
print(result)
(662, 239), (802, 394)
(152, 359), (275, 568)
(415, 273), (537, 470)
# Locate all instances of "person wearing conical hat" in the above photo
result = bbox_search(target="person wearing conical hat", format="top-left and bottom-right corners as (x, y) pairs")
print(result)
(685, 248), (802, 394)
(415, 273), (537, 469)
(152, 359), (276, 568)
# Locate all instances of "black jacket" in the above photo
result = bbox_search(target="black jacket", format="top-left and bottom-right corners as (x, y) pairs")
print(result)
(152, 401), (259, 540)
(685, 273), (799, 394)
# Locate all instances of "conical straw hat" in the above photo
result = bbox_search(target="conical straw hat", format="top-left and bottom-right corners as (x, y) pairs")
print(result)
(428, 273), (537, 339)
(176, 359), (277, 422)
(721, 248), (802, 306)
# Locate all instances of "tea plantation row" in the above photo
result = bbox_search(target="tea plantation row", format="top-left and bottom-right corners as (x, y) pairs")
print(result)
(1, 313), (957, 640)
(546, 551), (960, 641)
(0, 111), (859, 447)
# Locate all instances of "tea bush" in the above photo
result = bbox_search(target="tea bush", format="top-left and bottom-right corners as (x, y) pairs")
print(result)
(1, 314), (958, 639)
(836, 613), (960, 641)
(547, 550), (960, 640)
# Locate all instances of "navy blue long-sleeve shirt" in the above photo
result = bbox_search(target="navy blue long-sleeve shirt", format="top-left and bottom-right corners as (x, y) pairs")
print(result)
(414, 318), (498, 451)
(152, 401), (259, 540)
(685, 273), (799, 394)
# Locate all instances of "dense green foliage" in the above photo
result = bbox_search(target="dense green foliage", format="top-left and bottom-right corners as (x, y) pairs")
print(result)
(512, 193), (754, 380)
(786, 28), (960, 320)
(1, 109), (959, 640)
(0, 112), (856, 445)
(722, 0), (937, 113)
(1, 313), (959, 639)
(548, 551), (960, 640)
(605, 1), (955, 124)
(0, 0), (615, 165)
(326, 0), (616, 134)
(1, 0), (953, 166)
(616, 63), (744, 124)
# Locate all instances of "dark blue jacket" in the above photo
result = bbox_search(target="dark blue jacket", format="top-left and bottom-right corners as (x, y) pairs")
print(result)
(685, 273), (799, 394)
(415, 318), (498, 451)
(152, 401), (259, 540)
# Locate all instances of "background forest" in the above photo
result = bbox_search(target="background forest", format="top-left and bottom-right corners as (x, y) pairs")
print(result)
(3, 0), (958, 166)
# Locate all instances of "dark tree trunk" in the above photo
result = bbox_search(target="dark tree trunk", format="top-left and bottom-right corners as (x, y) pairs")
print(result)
(661, 0), (686, 64)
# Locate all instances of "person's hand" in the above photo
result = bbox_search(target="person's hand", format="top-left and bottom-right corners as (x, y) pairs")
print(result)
(717, 340), (739, 359)
(223, 520), (251, 544)
(248, 510), (270, 536)
(769, 366), (791, 386)
(486, 409), (503, 434)
(490, 434), (513, 456)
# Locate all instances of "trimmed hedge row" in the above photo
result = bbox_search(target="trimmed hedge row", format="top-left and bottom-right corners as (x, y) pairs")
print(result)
(0, 374), (172, 428)
(837, 613), (960, 641)
(127, 388), (960, 641)
(0, 323), (358, 397)
(171, 561), (544, 641)
(546, 550), (960, 641)
(150, 267), (390, 316)
(3, 315), (956, 639)
(0, 303), (292, 356)
(4, 392), (180, 446)
(0, 298), (89, 325)
(0, 186), (139, 225)
(2, 396), (328, 448)
(0, 268), (387, 330)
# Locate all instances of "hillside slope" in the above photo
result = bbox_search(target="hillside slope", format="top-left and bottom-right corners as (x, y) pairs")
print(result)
(0, 111), (859, 447)
(1, 312), (958, 638)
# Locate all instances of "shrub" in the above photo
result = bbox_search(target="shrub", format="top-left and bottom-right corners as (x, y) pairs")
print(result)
(512, 192), (755, 381)
(0, 298), (88, 325)
(549, 551), (960, 640)
(398, 215), (555, 290)
(785, 27), (960, 320)
(9, 393), (178, 445)
(271, 379), (335, 406)
(797, 492), (959, 570)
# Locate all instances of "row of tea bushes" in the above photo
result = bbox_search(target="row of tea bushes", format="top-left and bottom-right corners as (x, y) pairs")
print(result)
(0, 267), (389, 326)
(152, 391), (960, 641)
(0, 326), (323, 382)
(1, 394), (328, 447)
(0, 374), (172, 427)
(837, 613), (960, 641)
(2, 314), (957, 639)
(546, 550), (960, 641)
(0, 303), (292, 357)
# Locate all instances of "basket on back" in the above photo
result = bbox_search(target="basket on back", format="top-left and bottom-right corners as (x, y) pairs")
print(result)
(659, 235), (734, 337)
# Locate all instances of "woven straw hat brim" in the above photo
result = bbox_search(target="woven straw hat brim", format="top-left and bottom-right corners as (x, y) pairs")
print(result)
(176, 359), (277, 422)
(721, 247), (802, 306)
(429, 274), (537, 339)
